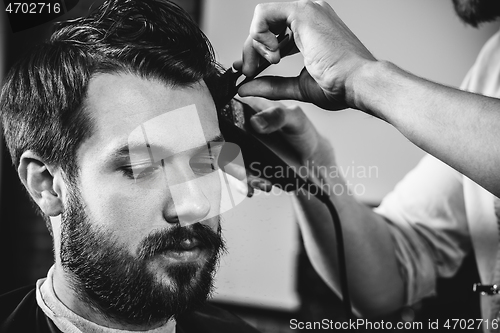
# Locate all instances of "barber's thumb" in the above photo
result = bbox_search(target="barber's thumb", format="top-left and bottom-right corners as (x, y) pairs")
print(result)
(238, 75), (300, 101)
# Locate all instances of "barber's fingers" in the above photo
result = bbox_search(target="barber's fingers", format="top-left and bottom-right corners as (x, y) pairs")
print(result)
(232, 59), (243, 72)
(238, 68), (346, 111)
(239, 75), (300, 101)
(241, 2), (297, 76)
(246, 99), (323, 161)
(241, 36), (278, 77)
(233, 44), (299, 74)
(250, 2), (292, 46)
(241, 1), (337, 76)
(249, 103), (311, 136)
(241, 36), (262, 77)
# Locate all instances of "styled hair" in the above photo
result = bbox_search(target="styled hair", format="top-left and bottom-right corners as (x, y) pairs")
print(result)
(0, 0), (222, 181)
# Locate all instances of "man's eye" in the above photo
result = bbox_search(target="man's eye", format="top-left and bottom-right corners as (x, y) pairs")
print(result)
(120, 163), (161, 180)
(190, 154), (219, 175)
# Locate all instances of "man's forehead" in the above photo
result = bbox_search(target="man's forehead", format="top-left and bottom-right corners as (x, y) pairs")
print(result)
(86, 73), (217, 128)
(83, 73), (221, 158)
(128, 104), (217, 160)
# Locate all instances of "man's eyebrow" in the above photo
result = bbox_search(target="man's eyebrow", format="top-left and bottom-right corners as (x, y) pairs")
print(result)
(110, 145), (134, 161)
(109, 133), (225, 161)
(209, 133), (225, 143)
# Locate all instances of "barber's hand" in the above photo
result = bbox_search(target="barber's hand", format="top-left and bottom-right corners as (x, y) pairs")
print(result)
(243, 97), (335, 167)
(236, 0), (375, 111)
(225, 98), (335, 197)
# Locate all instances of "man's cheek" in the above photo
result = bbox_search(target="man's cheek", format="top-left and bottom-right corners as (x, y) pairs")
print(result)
(94, 189), (165, 239)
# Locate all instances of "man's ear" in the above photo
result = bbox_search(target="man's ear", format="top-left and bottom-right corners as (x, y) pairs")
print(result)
(18, 151), (64, 216)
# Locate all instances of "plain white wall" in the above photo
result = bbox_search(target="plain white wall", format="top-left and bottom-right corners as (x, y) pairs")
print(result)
(204, 0), (500, 310)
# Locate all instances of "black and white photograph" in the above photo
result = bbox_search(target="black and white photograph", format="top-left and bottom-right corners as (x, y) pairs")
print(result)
(1, 0), (500, 332)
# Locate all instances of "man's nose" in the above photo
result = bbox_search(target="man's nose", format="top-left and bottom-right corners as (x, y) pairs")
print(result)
(163, 165), (211, 227)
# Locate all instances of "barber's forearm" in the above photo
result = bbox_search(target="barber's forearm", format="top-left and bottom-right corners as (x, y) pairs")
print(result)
(295, 169), (405, 317)
(349, 61), (500, 196)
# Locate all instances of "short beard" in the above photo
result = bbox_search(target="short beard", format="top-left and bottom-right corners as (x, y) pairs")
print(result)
(59, 186), (226, 327)
(452, 0), (500, 27)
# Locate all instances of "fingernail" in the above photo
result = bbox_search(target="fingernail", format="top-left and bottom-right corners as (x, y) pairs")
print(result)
(263, 51), (273, 63)
(252, 115), (268, 129)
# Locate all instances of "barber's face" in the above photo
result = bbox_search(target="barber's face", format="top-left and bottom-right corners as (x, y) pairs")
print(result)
(452, 0), (500, 27)
(59, 73), (226, 325)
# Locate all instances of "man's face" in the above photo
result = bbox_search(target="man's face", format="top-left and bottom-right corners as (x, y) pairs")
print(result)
(59, 73), (227, 326)
(452, 0), (500, 27)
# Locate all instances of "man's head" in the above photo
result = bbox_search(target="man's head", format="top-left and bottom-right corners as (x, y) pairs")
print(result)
(0, 0), (228, 328)
(452, 0), (500, 27)
(58, 74), (226, 327)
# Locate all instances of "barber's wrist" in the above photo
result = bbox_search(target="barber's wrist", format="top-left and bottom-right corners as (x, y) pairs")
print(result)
(306, 135), (336, 170)
(346, 60), (397, 120)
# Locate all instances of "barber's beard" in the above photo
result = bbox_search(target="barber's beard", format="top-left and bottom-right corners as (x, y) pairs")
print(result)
(452, 0), (500, 27)
(59, 187), (226, 327)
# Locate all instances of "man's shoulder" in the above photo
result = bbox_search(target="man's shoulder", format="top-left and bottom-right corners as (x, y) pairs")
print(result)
(0, 285), (37, 317)
(177, 303), (261, 333)
(0, 285), (60, 333)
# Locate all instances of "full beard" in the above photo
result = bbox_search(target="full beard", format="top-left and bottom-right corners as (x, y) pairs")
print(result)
(59, 186), (226, 327)
(452, 0), (500, 27)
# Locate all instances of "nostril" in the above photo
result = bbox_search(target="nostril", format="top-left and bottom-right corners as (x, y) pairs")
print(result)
(165, 184), (211, 227)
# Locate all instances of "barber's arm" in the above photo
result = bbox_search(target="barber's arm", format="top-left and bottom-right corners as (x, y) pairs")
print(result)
(237, 0), (500, 197)
(244, 97), (406, 317)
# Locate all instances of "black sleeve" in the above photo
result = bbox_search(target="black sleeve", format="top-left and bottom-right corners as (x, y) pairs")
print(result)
(0, 286), (61, 333)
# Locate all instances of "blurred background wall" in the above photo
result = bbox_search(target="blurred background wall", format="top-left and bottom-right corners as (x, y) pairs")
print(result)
(1, 0), (499, 331)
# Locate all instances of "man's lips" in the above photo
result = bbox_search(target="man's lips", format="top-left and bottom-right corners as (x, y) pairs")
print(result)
(161, 248), (203, 263)
(137, 224), (223, 262)
(158, 238), (206, 263)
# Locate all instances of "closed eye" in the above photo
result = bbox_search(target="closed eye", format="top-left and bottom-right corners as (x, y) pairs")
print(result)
(120, 160), (163, 180)
(190, 153), (219, 175)
(190, 144), (222, 175)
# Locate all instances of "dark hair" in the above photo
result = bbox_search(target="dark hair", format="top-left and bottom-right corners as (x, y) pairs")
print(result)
(0, 0), (222, 181)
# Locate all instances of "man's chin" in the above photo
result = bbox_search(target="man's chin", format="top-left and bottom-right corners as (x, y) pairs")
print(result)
(148, 249), (212, 287)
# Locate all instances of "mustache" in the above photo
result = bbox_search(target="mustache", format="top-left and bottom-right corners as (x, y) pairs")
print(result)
(137, 223), (225, 260)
